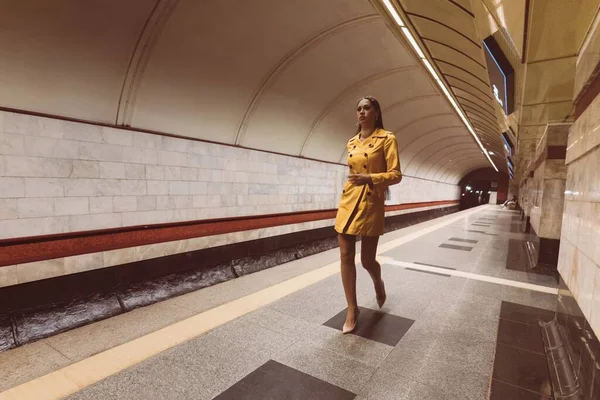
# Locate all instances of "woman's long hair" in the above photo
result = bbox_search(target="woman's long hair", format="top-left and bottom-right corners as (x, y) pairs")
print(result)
(356, 96), (384, 134)
(354, 96), (392, 201)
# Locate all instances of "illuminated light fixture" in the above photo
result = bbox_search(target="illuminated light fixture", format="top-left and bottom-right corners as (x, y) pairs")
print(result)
(422, 59), (440, 81)
(401, 27), (425, 58)
(381, 0), (498, 172)
(382, 0), (405, 26)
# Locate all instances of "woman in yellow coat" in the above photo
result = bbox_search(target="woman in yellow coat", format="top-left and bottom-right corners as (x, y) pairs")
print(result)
(334, 96), (402, 334)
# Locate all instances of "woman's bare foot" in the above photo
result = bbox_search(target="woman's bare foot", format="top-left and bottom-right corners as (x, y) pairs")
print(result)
(343, 307), (360, 334)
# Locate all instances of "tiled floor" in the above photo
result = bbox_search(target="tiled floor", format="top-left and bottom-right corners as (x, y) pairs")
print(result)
(214, 360), (356, 400)
(0, 206), (562, 400)
(323, 307), (414, 346)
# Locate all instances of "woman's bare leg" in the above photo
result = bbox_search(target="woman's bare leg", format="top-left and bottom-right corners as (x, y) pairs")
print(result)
(338, 234), (359, 327)
(360, 236), (386, 306)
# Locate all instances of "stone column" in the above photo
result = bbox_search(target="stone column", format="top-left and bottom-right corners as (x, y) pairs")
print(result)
(516, 126), (546, 230)
(528, 123), (571, 268)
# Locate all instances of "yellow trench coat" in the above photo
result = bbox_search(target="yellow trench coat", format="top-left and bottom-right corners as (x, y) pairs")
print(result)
(334, 129), (402, 236)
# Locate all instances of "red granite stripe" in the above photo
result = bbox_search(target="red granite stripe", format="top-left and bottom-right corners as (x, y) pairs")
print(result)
(0, 200), (459, 267)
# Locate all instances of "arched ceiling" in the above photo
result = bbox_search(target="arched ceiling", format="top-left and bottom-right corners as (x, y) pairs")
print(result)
(396, 0), (506, 168)
(0, 0), (504, 184)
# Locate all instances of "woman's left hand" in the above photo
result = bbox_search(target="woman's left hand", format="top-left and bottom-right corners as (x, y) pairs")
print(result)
(348, 174), (373, 186)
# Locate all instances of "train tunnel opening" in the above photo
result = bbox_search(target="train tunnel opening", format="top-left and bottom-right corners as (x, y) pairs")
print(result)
(458, 167), (510, 210)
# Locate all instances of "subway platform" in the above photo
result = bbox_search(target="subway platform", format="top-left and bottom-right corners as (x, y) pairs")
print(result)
(0, 205), (560, 399)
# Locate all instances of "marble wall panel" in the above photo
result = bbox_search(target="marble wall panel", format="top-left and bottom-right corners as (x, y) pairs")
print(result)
(0, 110), (460, 240)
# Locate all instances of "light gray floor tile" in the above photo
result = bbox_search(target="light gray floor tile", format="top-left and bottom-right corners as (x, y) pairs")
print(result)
(0, 340), (72, 392)
(273, 341), (376, 394)
(461, 279), (505, 300)
(205, 316), (296, 358)
(382, 345), (491, 400)
(244, 307), (336, 340)
(357, 369), (414, 399)
(362, 291), (433, 320)
(245, 308), (393, 367)
(69, 334), (272, 400)
(45, 299), (197, 362)
(356, 369), (462, 400)
(394, 318), (497, 373)
(502, 286), (557, 311)
(316, 333), (393, 367)
(265, 270), (380, 324)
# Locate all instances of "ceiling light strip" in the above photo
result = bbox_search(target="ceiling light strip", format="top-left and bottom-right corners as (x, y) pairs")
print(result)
(382, 0), (405, 26)
(382, 1), (498, 172)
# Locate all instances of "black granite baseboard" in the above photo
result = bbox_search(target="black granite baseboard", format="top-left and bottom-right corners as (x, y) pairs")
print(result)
(506, 238), (558, 282)
(539, 237), (561, 266)
(0, 205), (457, 352)
(555, 277), (600, 399)
(525, 227), (561, 270)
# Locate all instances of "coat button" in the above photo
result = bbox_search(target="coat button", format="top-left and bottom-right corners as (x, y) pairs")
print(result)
(349, 154), (352, 158)
(369, 144), (373, 147)
(353, 145), (356, 148)
(363, 165), (367, 169)
(364, 153), (367, 157)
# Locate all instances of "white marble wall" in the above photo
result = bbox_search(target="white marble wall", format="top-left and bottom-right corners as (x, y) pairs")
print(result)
(389, 176), (460, 204)
(558, 86), (600, 338)
(0, 111), (345, 239)
(0, 110), (460, 240)
(530, 124), (570, 239)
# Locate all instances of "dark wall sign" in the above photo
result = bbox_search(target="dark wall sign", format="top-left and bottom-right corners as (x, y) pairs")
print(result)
(501, 131), (514, 156)
(483, 35), (515, 115)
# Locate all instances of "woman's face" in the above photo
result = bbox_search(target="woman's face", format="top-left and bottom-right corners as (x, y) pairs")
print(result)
(356, 99), (378, 128)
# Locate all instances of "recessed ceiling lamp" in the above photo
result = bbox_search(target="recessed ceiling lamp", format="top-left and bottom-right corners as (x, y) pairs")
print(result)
(382, 0), (498, 172)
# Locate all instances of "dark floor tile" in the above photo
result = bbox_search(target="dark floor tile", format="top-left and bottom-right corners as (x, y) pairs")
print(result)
(472, 223), (491, 227)
(412, 262), (455, 270)
(506, 239), (529, 272)
(449, 238), (478, 244)
(405, 268), (451, 277)
(490, 379), (551, 400)
(214, 360), (356, 400)
(465, 230), (486, 234)
(439, 243), (473, 252)
(500, 301), (556, 326)
(493, 343), (553, 397)
(497, 319), (545, 354)
(510, 223), (524, 233)
(323, 307), (414, 347)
